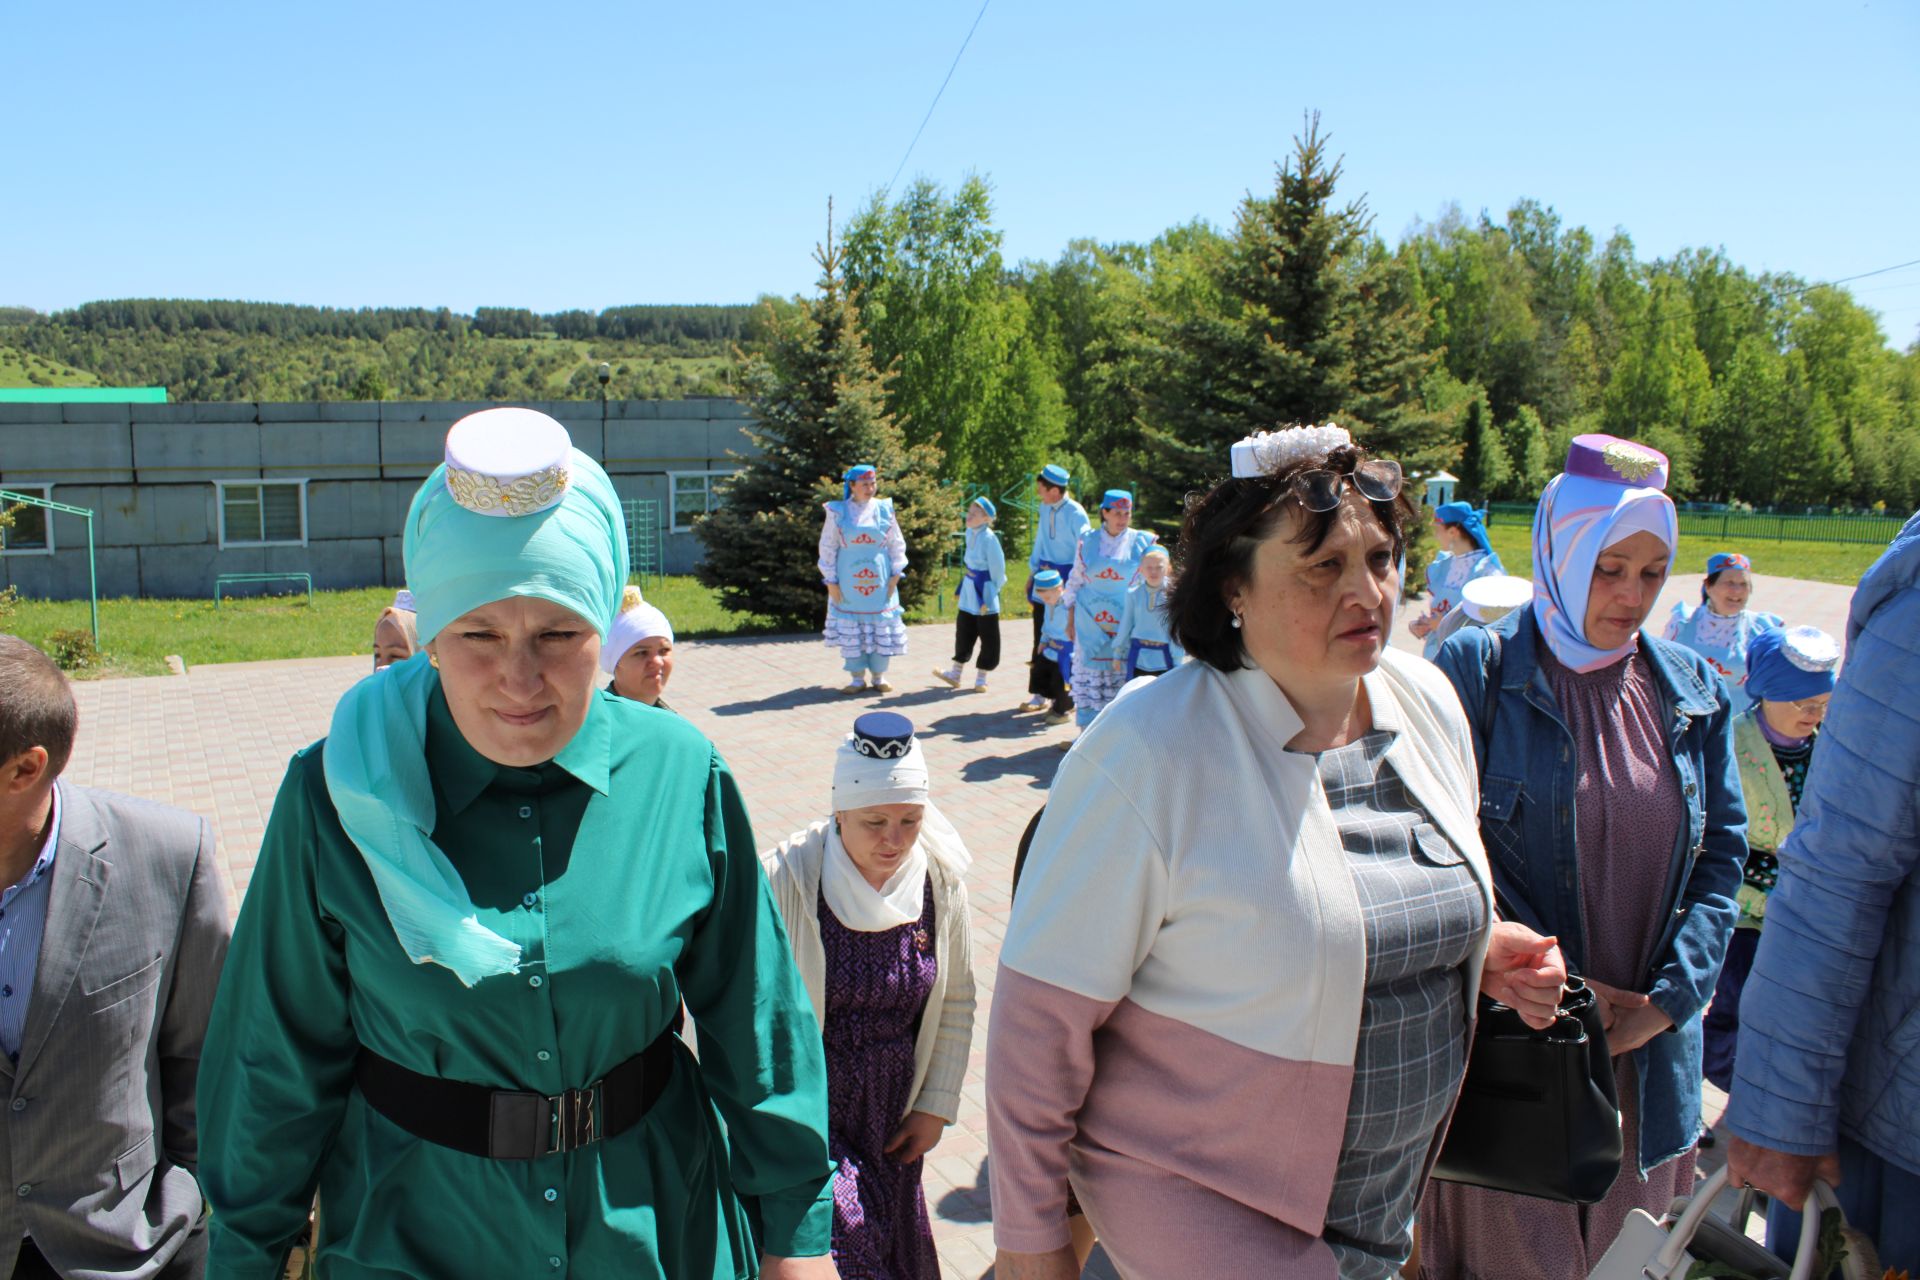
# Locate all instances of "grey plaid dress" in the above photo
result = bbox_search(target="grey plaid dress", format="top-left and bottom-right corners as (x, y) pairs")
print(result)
(1315, 731), (1487, 1279)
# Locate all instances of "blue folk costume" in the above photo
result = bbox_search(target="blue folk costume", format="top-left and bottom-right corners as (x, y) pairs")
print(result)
(1028, 569), (1074, 716)
(820, 466), (910, 684)
(1420, 502), (1505, 660)
(1065, 492), (1159, 727)
(1112, 566), (1183, 680)
(941, 498), (1008, 687)
(1662, 552), (1783, 715)
(1025, 464), (1092, 708)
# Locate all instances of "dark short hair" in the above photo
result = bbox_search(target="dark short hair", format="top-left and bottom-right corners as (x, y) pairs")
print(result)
(1166, 444), (1414, 672)
(1036, 478), (1065, 501)
(0, 635), (78, 778)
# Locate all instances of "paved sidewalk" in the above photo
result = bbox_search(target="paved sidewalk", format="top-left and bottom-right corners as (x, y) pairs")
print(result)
(58, 567), (1856, 1278)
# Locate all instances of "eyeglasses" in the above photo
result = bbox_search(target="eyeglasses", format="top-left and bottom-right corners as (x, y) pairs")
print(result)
(1784, 696), (1831, 716)
(1288, 460), (1403, 512)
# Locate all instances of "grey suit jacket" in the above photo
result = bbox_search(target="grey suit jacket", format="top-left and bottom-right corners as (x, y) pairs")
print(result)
(0, 782), (231, 1279)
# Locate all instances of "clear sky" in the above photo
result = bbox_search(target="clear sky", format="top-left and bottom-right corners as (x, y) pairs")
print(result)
(5, 1), (1917, 341)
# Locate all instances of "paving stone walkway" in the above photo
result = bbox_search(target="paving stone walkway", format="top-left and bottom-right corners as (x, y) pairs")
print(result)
(56, 567), (1855, 1278)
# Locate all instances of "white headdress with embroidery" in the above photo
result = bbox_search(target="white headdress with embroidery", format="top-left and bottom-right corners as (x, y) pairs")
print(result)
(1229, 423), (1353, 478)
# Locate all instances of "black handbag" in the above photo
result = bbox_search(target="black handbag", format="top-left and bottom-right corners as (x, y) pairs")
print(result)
(1430, 975), (1624, 1204)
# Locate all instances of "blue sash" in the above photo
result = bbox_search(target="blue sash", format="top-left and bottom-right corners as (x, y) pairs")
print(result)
(957, 567), (992, 597)
(1042, 638), (1074, 683)
(1125, 638), (1172, 680)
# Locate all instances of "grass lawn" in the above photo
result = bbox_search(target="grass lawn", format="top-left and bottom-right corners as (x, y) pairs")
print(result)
(1481, 522), (1883, 590)
(2, 564), (1030, 678)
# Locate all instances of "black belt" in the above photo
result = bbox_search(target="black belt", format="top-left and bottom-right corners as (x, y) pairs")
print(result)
(355, 1027), (677, 1160)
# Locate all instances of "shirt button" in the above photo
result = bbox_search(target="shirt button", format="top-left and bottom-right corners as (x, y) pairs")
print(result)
(529, 975), (544, 988)
(523, 892), (538, 908)
(8, 1099), (22, 1112)
(544, 1187), (558, 1202)
(2, 986), (11, 998)
(14, 1184), (27, 1198)
(519, 805), (533, 819)
(548, 1258), (562, 1270)
(536, 1050), (551, 1062)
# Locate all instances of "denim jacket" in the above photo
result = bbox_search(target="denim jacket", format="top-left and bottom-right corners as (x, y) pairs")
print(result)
(1436, 607), (1747, 1173)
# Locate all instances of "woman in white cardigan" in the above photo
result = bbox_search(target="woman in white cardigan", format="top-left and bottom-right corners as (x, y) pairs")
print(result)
(762, 712), (976, 1280)
(987, 426), (1568, 1280)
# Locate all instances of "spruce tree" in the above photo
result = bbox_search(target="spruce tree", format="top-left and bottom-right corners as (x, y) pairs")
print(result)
(1138, 114), (1448, 523)
(1458, 395), (1511, 502)
(696, 225), (945, 628)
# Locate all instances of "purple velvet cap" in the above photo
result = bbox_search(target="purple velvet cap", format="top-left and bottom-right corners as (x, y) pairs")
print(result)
(1563, 434), (1671, 490)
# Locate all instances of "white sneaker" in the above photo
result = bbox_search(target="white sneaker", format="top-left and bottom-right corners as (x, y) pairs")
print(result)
(933, 665), (962, 688)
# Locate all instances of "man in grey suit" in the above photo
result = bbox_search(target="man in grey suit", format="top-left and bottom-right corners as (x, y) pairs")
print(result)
(0, 636), (231, 1279)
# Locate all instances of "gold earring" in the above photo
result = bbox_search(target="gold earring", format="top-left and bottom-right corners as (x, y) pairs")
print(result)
(428, 653), (440, 669)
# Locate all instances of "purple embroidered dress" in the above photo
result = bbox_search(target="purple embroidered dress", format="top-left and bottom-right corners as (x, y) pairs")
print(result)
(817, 883), (941, 1280)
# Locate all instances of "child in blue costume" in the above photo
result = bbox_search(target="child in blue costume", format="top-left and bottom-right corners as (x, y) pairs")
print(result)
(1662, 551), (1784, 715)
(934, 496), (1007, 694)
(1025, 570), (1074, 727)
(820, 464), (909, 694)
(1020, 464), (1091, 713)
(1110, 545), (1183, 680)
(1064, 490), (1158, 730)
(1409, 501), (1504, 660)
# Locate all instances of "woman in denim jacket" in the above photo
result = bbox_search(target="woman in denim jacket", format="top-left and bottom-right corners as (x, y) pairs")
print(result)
(1418, 435), (1746, 1280)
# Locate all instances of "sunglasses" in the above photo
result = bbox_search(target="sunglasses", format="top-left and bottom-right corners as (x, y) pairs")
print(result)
(1288, 460), (1403, 512)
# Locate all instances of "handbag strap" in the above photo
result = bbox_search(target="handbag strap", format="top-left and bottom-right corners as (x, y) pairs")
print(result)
(1652, 1166), (1831, 1279)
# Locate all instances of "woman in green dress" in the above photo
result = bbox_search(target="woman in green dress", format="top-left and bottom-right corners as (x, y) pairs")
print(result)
(197, 408), (838, 1280)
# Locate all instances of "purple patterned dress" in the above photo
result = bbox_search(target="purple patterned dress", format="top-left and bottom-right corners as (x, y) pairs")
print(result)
(818, 883), (941, 1280)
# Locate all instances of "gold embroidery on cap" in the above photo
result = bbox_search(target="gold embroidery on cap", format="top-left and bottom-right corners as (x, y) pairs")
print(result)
(446, 462), (571, 516)
(1602, 441), (1661, 483)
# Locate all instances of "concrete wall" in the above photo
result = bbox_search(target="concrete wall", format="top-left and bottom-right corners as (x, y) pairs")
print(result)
(0, 399), (756, 599)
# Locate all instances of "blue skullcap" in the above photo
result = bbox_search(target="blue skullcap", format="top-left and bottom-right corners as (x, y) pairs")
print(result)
(324, 407), (628, 987)
(1744, 625), (1839, 704)
(851, 711), (916, 758)
(843, 464), (878, 501)
(1038, 464), (1071, 487)
(1101, 489), (1133, 509)
(1032, 568), (1064, 590)
(971, 495), (997, 518)
(1707, 551), (1752, 575)
(1434, 500), (1494, 555)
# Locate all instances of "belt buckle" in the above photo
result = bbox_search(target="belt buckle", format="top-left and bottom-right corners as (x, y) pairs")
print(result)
(545, 1081), (604, 1155)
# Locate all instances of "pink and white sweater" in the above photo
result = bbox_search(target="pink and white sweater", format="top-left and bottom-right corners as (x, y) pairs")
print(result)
(987, 650), (1494, 1254)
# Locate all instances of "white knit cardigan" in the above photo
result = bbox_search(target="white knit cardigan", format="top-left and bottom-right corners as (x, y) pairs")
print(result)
(760, 821), (977, 1124)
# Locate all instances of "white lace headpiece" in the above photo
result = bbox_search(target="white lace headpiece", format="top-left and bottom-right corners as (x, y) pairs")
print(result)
(1229, 423), (1352, 478)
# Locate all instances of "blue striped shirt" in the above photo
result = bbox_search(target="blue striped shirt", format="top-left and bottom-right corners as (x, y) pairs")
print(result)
(0, 786), (60, 1065)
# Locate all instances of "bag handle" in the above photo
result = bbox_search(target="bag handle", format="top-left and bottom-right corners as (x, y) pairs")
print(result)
(1652, 1166), (1835, 1279)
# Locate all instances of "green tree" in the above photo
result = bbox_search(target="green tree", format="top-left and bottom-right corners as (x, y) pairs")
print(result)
(1600, 275), (1712, 495)
(1501, 404), (1553, 501)
(695, 229), (945, 628)
(1456, 394), (1510, 502)
(1137, 114), (1446, 522)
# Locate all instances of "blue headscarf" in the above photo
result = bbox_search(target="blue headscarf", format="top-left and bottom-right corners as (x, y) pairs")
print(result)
(323, 410), (629, 986)
(1434, 500), (1494, 555)
(1744, 625), (1839, 704)
(1530, 435), (1678, 673)
(843, 464), (877, 501)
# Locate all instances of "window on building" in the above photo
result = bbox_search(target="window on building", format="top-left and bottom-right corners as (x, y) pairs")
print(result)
(0, 485), (53, 554)
(218, 481), (308, 547)
(669, 470), (731, 533)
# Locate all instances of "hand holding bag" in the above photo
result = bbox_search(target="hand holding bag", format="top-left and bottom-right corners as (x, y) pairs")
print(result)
(1587, 1165), (1877, 1280)
(1431, 975), (1625, 1204)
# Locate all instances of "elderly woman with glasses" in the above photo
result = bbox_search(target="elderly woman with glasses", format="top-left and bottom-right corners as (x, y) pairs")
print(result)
(1701, 624), (1840, 1095)
(1662, 551), (1785, 715)
(987, 425), (1564, 1280)
(1419, 435), (1746, 1280)
(199, 409), (838, 1280)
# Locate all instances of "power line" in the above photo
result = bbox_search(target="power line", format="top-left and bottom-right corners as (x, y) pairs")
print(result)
(1611, 256), (1920, 332)
(885, 0), (992, 196)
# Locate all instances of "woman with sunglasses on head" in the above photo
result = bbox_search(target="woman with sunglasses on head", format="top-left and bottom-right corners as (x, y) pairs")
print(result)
(1408, 502), (1504, 661)
(1662, 551), (1785, 715)
(1418, 436), (1746, 1280)
(1060, 490), (1159, 735)
(987, 425), (1564, 1280)
(821, 464), (909, 695)
(1700, 624), (1838, 1097)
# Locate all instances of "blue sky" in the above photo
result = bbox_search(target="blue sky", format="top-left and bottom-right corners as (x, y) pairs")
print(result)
(5, 1), (1917, 341)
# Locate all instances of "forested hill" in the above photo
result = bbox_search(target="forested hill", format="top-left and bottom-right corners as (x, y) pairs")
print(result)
(0, 300), (758, 402)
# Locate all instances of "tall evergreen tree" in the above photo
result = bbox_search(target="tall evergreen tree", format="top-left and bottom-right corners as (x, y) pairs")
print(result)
(1501, 404), (1553, 502)
(1138, 115), (1446, 523)
(1457, 394), (1511, 503)
(696, 225), (945, 628)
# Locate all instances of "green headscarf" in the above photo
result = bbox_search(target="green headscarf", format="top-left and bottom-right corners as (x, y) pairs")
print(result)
(323, 411), (629, 986)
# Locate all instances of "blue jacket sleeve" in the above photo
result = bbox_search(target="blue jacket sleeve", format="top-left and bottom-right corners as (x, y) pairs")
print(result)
(1647, 671), (1745, 1028)
(1726, 588), (1920, 1156)
(987, 531), (1007, 606)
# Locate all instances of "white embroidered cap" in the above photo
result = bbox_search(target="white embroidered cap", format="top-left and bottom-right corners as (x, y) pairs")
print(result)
(1229, 423), (1353, 479)
(443, 407), (573, 518)
(1461, 574), (1534, 623)
(1779, 624), (1841, 674)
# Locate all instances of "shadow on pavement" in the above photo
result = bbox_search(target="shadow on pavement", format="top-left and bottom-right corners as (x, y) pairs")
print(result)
(936, 1158), (993, 1226)
(925, 707), (1055, 745)
(708, 684), (856, 716)
(959, 744), (1065, 790)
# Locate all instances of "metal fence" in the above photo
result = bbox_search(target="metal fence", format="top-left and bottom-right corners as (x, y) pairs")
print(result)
(1484, 503), (1905, 546)
(621, 499), (663, 589)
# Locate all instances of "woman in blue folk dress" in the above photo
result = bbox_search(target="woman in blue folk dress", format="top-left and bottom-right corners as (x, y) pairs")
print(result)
(1662, 551), (1784, 714)
(820, 465), (910, 695)
(1408, 501), (1504, 660)
(1063, 490), (1159, 731)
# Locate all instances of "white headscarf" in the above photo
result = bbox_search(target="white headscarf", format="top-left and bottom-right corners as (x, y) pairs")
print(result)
(600, 601), (674, 675)
(824, 725), (972, 932)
